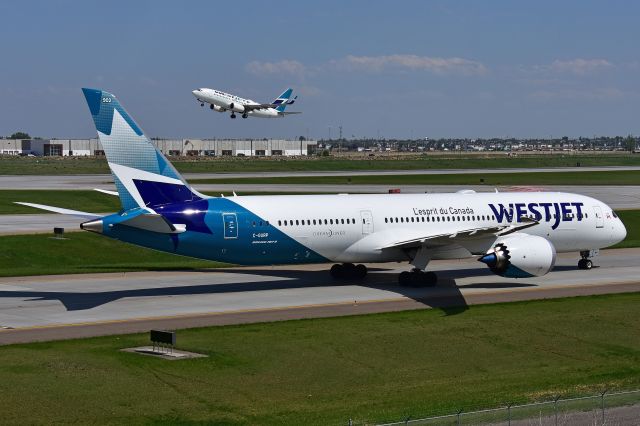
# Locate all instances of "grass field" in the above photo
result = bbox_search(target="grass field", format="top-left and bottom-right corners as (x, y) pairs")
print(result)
(0, 293), (638, 425)
(194, 170), (640, 186)
(1, 154), (640, 175)
(0, 232), (225, 277)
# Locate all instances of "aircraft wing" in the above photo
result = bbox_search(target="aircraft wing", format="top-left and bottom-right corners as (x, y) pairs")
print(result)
(277, 111), (302, 115)
(377, 218), (539, 250)
(242, 103), (277, 112)
(118, 213), (186, 234)
(14, 202), (102, 220)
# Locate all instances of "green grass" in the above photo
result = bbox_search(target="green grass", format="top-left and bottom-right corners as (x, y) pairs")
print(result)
(194, 170), (640, 186)
(2, 154), (640, 175)
(0, 232), (226, 277)
(0, 293), (638, 425)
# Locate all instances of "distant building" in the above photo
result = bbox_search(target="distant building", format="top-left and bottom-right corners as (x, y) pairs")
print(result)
(0, 138), (317, 157)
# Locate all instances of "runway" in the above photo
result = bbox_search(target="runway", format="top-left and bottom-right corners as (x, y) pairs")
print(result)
(2, 165), (640, 190)
(0, 248), (638, 344)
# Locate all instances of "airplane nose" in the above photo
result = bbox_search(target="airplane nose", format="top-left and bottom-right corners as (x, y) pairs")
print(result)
(618, 219), (627, 242)
(192, 90), (199, 96)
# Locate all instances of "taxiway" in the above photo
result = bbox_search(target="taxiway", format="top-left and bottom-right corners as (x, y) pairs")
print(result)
(0, 248), (638, 344)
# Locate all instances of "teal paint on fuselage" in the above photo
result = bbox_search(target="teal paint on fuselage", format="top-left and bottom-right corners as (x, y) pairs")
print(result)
(100, 197), (328, 265)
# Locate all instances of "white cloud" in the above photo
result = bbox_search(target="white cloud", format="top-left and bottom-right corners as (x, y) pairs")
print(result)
(245, 60), (306, 76)
(534, 58), (613, 75)
(340, 54), (488, 75)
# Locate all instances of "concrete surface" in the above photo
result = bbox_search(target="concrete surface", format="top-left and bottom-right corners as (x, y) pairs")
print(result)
(0, 248), (638, 344)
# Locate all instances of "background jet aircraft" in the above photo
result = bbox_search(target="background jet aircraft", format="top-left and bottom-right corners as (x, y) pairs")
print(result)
(16, 89), (627, 287)
(192, 87), (300, 119)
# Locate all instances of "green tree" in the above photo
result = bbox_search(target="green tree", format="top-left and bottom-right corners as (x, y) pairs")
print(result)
(9, 132), (30, 139)
(625, 135), (636, 152)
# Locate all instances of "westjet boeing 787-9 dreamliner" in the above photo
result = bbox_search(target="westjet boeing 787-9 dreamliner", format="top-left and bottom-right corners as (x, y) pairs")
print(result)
(17, 89), (627, 286)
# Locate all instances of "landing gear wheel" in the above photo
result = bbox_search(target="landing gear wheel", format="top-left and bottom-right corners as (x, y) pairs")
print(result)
(242, 113), (248, 119)
(355, 264), (367, 279)
(330, 264), (344, 279)
(578, 259), (593, 270)
(230, 113), (236, 119)
(201, 103), (204, 107)
(210, 104), (214, 110)
(399, 271), (412, 286)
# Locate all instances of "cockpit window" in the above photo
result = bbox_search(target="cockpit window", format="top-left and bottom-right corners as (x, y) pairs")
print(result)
(612, 211), (618, 218)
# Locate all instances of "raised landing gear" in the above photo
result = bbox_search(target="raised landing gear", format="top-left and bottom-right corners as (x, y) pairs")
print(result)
(398, 269), (438, 287)
(578, 250), (594, 270)
(330, 263), (367, 280)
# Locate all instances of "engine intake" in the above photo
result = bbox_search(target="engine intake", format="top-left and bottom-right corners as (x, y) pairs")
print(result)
(479, 234), (556, 278)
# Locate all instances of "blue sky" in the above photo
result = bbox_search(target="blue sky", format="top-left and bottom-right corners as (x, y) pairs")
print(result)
(1, 1), (639, 139)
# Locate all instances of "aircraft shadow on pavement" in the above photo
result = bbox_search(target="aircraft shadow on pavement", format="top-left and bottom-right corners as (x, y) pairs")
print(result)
(0, 265), (539, 314)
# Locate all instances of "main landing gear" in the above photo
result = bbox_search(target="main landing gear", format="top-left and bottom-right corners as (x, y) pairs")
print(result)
(578, 250), (593, 270)
(398, 269), (438, 287)
(242, 113), (248, 119)
(330, 263), (367, 280)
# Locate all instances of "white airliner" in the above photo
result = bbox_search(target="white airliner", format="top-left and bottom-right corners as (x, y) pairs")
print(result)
(192, 87), (300, 119)
(17, 89), (627, 287)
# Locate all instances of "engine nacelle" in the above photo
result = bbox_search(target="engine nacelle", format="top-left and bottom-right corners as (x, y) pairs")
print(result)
(228, 102), (245, 113)
(478, 234), (556, 278)
(212, 105), (226, 112)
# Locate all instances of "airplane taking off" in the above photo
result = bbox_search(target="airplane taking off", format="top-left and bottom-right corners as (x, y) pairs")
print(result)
(192, 87), (300, 119)
(17, 89), (627, 286)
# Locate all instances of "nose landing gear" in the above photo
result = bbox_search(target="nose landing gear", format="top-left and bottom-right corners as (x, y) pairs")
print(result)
(578, 250), (594, 270)
(230, 113), (236, 119)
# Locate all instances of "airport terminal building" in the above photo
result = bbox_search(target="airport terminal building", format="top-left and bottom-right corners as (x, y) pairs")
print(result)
(0, 138), (317, 157)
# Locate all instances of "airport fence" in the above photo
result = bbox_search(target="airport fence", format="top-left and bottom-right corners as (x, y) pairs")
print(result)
(363, 389), (640, 426)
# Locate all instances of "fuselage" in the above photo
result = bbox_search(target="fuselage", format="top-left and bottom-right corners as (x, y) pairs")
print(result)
(192, 88), (280, 118)
(101, 192), (627, 266)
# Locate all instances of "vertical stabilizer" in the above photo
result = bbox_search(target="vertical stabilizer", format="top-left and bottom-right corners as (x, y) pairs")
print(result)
(82, 88), (203, 210)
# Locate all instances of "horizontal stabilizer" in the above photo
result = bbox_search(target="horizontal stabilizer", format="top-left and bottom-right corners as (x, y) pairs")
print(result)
(93, 188), (119, 196)
(119, 213), (186, 234)
(14, 202), (102, 219)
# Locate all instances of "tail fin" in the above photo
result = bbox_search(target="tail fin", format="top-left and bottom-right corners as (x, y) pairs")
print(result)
(272, 88), (297, 112)
(82, 88), (204, 210)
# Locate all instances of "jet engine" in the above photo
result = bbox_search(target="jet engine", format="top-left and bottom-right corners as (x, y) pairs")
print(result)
(212, 105), (226, 112)
(478, 233), (556, 278)
(228, 102), (245, 113)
